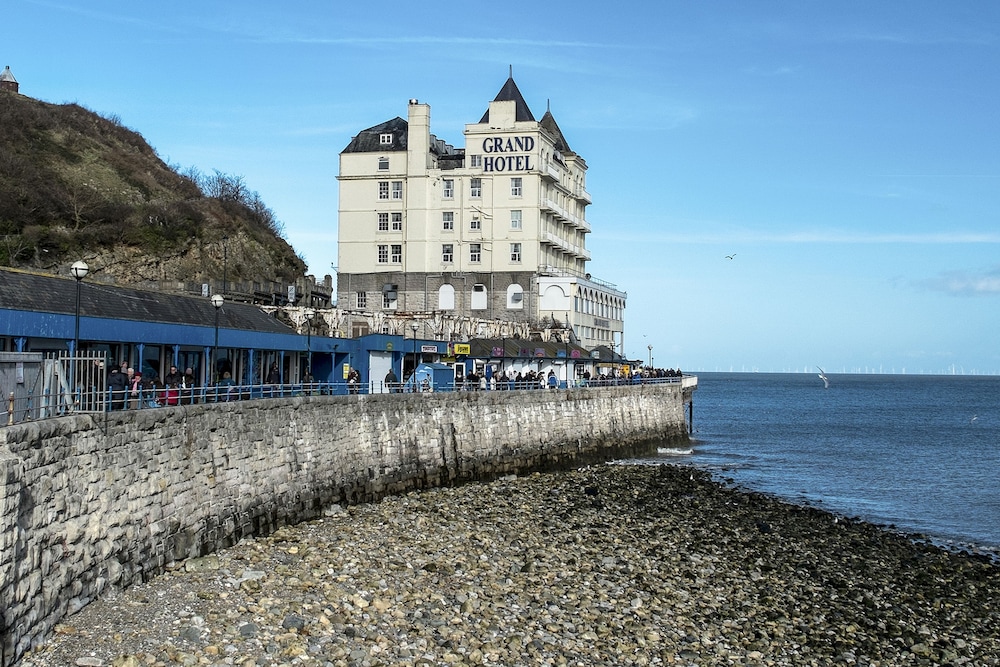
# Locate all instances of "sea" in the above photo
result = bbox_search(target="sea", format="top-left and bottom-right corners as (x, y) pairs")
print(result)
(645, 372), (1000, 557)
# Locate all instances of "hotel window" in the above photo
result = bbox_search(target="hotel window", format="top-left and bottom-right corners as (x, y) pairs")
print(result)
(379, 133), (393, 145)
(378, 157), (389, 171)
(383, 292), (397, 309)
(391, 212), (402, 231)
(510, 177), (522, 197)
(377, 244), (389, 263)
(510, 242), (521, 263)
(390, 244), (402, 263)
(356, 291), (367, 309)
(507, 284), (524, 310)
(470, 177), (482, 198)
(470, 155), (482, 168)
(470, 216), (481, 231)
(442, 211), (454, 230)
(442, 178), (454, 198)
(378, 181), (389, 200)
(377, 212), (389, 231)
(442, 244), (454, 263)
(391, 181), (403, 200)
(470, 243), (482, 263)
(510, 210), (522, 230)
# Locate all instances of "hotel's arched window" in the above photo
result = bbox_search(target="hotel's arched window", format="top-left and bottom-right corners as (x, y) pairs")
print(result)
(438, 284), (455, 311)
(507, 284), (524, 310)
(471, 284), (488, 310)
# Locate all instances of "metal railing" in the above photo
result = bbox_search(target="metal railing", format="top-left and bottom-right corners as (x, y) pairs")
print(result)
(4, 375), (694, 425)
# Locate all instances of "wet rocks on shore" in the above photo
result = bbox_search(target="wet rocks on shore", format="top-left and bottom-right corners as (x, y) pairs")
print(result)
(19, 464), (1000, 666)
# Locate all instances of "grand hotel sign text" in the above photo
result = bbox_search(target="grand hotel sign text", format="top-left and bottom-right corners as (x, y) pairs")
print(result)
(481, 136), (534, 172)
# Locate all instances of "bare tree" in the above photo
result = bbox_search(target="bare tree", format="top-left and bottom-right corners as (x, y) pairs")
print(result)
(203, 170), (248, 202)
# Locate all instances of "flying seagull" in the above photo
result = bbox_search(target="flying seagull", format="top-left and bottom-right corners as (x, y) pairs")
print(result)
(725, 253), (736, 260)
(817, 366), (830, 389)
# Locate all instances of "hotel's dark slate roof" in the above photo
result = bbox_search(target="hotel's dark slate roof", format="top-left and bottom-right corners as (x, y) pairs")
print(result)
(479, 76), (535, 124)
(0, 268), (293, 334)
(539, 110), (571, 154)
(341, 116), (409, 153)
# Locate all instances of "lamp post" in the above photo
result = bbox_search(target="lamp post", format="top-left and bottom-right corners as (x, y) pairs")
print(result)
(647, 344), (652, 369)
(303, 308), (315, 378)
(211, 294), (224, 386)
(410, 323), (419, 379)
(71, 261), (89, 355)
(565, 311), (571, 387)
(70, 260), (89, 407)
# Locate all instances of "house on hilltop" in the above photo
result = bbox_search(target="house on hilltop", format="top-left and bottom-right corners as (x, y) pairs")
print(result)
(0, 65), (19, 93)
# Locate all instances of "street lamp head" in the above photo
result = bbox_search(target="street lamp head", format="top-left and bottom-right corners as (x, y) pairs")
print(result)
(410, 324), (419, 333)
(304, 308), (316, 321)
(211, 294), (224, 309)
(71, 260), (89, 281)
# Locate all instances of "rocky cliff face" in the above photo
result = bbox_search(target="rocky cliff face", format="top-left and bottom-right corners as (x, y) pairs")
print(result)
(75, 229), (300, 288)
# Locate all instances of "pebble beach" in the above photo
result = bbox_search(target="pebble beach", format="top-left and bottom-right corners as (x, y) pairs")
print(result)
(18, 464), (1000, 667)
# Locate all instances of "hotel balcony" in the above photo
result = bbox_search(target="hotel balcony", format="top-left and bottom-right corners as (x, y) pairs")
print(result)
(542, 164), (562, 182)
(542, 231), (592, 261)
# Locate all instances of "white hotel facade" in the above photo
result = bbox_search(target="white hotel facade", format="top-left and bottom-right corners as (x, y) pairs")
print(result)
(336, 76), (626, 352)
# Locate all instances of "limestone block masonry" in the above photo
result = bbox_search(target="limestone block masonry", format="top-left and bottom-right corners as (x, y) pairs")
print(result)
(0, 384), (687, 665)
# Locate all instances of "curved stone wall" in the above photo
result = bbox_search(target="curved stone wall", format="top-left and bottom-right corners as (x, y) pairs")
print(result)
(0, 384), (686, 665)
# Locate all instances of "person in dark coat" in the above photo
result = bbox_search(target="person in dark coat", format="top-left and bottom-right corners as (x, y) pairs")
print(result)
(163, 365), (183, 406)
(107, 365), (128, 410)
(181, 367), (198, 404)
(384, 368), (399, 392)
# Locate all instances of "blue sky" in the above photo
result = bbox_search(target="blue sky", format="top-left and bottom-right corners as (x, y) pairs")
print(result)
(6, 1), (999, 373)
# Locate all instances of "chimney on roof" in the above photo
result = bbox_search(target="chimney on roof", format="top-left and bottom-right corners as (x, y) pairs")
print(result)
(0, 66), (19, 94)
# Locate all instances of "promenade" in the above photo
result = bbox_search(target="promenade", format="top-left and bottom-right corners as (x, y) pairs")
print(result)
(18, 464), (1000, 667)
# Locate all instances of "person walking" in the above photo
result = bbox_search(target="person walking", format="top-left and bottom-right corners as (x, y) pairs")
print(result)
(107, 365), (127, 410)
(163, 365), (183, 406)
(384, 367), (399, 393)
(181, 367), (198, 404)
(128, 371), (142, 409)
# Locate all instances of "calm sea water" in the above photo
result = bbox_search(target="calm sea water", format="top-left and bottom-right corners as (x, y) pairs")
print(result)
(646, 372), (1000, 554)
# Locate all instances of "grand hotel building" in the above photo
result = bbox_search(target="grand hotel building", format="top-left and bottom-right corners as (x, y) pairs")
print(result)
(336, 75), (626, 352)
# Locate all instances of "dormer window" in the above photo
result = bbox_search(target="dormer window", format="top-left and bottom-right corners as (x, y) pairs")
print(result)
(379, 133), (393, 145)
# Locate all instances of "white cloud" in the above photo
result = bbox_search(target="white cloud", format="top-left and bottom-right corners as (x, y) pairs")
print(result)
(925, 268), (1000, 296)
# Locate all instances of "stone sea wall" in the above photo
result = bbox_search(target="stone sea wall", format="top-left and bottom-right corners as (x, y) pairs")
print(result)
(0, 383), (686, 665)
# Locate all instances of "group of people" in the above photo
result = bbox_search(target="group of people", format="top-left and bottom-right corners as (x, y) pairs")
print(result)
(106, 362), (199, 410)
(105, 362), (683, 405)
(454, 368), (576, 391)
(586, 366), (685, 386)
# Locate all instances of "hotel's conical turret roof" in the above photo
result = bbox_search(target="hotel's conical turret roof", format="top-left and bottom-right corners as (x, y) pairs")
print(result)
(479, 75), (535, 123)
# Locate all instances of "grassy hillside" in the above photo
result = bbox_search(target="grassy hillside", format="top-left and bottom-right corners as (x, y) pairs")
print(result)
(0, 90), (306, 283)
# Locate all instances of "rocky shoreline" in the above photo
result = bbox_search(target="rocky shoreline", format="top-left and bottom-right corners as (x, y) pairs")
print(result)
(18, 464), (1000, 666)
